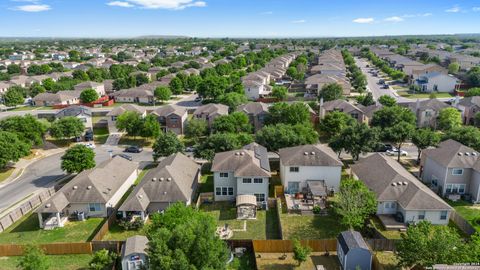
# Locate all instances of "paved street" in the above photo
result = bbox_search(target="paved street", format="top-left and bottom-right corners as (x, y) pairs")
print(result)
(0, 145), (153, 214)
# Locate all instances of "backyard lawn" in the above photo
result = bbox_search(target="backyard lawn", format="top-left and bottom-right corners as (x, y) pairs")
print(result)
(0, 213), (103, 244)
(369, 217), (403, 240)
(255, 252), (340, 270)
(448, 200), (480, 232)
(279, 210), (347, 240)
(93, 127), (109, 145)
(102, 221), (147, 241)
(199, 173), (214, 193)
(201, 202), (281, 240)
(0, 254), (94, 270)
(375, 251), (403, 270)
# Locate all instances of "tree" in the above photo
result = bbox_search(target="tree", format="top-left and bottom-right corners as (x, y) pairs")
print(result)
(169, 77), (184, 95)
(397, 221), (467, 268)
(0, 131), (31, 169)
(115, 111), (143, 138)
(356, 92), (375, 106)
(266, 102), (311, 126)
(371, 105), (416, 129)
(292, 240), (312, 266)
(378, 95), (396, 107)
(319, 111), (355, 138)
(444, 126), (480, 150)
(0, 115), (48, 146)
(334, 178), (377, 229)
(141, 115), (161, 139)
(412, 129), (441, 163)
(272, 85), (288, 101)
(49, 117), (85, 139)
(72, 70), (89, 81)
(17, 245), (49, 270)
(89, 249), (117, 270)
(382, 121), (416, 161)
(154, 86), (172, 103)
(79, 88), (99, 103)
(286, 66), (298, 79)
(212, 112), (252, 134)
(61, 144), (95, 174)
(185, 119), (208, 143)
(256, 124), (318, 151)
(146, 203), (229, 270)
(438, 107), (462, 130)
(218, 92), (247, 111)
(3, 87), (24, 107)
(197, 76), (229, 100)
(195, 133), (254, 160)
(7, 64), (21, 74)
(329, 122), (379, 160)
(319, 83), (343, 102)
(467, 67), (480, 86)
(135, 73), (150, 86)
(448, 62), (460, 74)
(465, 87), (480, 97)
(152, 131), (184, 161)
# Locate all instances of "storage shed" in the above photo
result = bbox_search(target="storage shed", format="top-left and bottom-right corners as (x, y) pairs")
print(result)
(337, 230), (372, 270)
(121, 235), (149, 270)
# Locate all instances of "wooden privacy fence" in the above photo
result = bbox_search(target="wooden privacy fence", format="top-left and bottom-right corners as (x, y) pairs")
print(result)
(252, 239), (397, 253)
(450, 210), (476, 236)
(274, 185), (284, 198)
(195, 192), (214, 209)
(91, 210), (118, 241)
(0, 242), (93, 256)
(0, 187), (55, 233)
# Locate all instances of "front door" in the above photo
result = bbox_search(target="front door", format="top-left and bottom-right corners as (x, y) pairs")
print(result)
(287, 182), (300, 194)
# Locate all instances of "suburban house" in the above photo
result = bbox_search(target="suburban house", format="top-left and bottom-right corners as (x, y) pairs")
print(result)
(421, 139), (480, 203)
(121, 236), (149, 270)
(55, 105), (93, 130)
(410, 63), (447, 81)
(242, 79), (272, 100)
(414, 72), (460, 93)
(119, 153), (200, 222)
(402, 99), (451, 128)
(211, 143), (271, 206)
(112, 89), (154, 104)
(32, 90), (82, 107)
(151, 104), (188, 135)
(237, 102), (270, 132)
(456, 96), (480, 125)
(106, 104), (147, 133)
(337, 230), (372, 270)
(319, 99), (377, 124)
(304, 74), (352, 96)
(351, 153), (452, 225)
(193, 103), (229, 128)
(36, 157), (138, 230)
(74, 81), (106, 96)
(279, 144), (343, 194)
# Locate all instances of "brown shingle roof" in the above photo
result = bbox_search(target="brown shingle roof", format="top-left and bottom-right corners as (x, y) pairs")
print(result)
(279, 144), (342, 167)
(211, 143), (271, 177)
(422, 139), (479, 168)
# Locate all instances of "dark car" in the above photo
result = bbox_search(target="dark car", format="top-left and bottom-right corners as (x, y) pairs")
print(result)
(382, 84), (390, 89)
(84, 130), (94, 141)
(113, 154), (133, 161)
(124, 146), (143, 153)
(376, 143), (396, 152)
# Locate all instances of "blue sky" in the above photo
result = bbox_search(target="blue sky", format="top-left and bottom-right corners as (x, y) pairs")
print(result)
(0, 0), (480, 38)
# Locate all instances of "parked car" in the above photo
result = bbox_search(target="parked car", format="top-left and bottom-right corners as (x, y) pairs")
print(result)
(83, 142), (96, 149)
(378, 79), (385, 85)
(382, 84), (390, 89)
(185, 146), (195, 152)
(194, 97), (202, 102)
(124, 146), (143, 153)
(113, 154), (133, 161)
(386, 149), (408, 156)
(84, 130), (94, 141)
(376, 144), (397, 152)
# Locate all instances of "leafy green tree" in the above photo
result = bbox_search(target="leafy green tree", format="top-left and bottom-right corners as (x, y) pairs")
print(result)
(438, 107), (462, 130)
(382, 121), (416, 161)
(135, 73), (150, 86)
(356, 92), (375, 106)
(17, 245), (49, 270)
(141, 115), (161, 139)
(272, 85), (288, 101)
(146, 203), (229, 270)
(286, 66), (298, 79)
(319, 111), (356, 138)
(72, 70), (89, 81)
(169, 77), (184, 95)
(465, 87), (480, 97)
(79, 88), (99, 103)
(49, 117), (85, 139)
(444, 126), (480, 150)
(0, 131), (31, 169)
(475, 112), (480, 127)
(334, 178), (377, 229)
(292, 240), (312, 266)
(7, 64), (21, 74)
(467, 67), (480, 86)
(371, 105), (416, 128)
(0, 115), (48, 146)
(89, 249), (117, 270)
(412, 129), (441, 163)
(29, 83), (46, 97)
(256, 123), (318, 151)
(378, 95), (396, 107)
(115, 111), (143, 138)
(195, 133), (254, 160)
(152, 131), (184, 161)
(397, 221), (467, 268)
(3, 87), (24, 107)
(61, 144), (95, 174)
(186, 75), (203, 91)
(212, 112), (252, 134)
(185, 119), (208, 143)
(329, 122), (379, 160)
(266, 102), (311, 126)
(448, 62), (460, 74)
(218, 92), (247, 111)
(197, 76), (229, 100)
(319, 83), (343, 101)
(154, 86), (172, 103)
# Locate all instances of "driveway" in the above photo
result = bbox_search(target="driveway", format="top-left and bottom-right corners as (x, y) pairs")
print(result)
(0, 145), (153, 214)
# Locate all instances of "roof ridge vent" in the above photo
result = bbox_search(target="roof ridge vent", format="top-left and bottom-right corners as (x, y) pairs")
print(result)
(311, 152), (316, 155)
(159, 177), (164, 181)
(87, 185), (92, 190)
(235, 152), (240, 156)
(391, 183), (397, 186)
(73, 186), (78, 190)
(403, 181), (408, 185)
(152, 177), (157, 182)
(458, 152), (463, 156)
(167, 177), (172, 181)
(304, 152), (309, 155)
(240, 152), (245, 156)
(473, 152), (478, 156)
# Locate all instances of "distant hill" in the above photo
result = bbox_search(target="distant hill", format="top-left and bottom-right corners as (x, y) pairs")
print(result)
(135, 35), (190, 39)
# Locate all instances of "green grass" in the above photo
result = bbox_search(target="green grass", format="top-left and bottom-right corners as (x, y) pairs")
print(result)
(396, 90), (453, 99)
(201, 202), (281, 240)
(268, 175), (281, 198)
(101, 221), (147, 241)
(369, 217), (403, 240)
(9, 106), (52, 111)
(93, 127), (109, 145)
(279, 209), (348, 239)
(448, 200), (480, 232)
(228, 251), (256, 270)
(45, 138), (71, 148)
(0, 168), (15, 183)
(118, 136), (154, 147)
(0, 213), (104, 244)
(255, 252), (340, 270)
(0, 254), (93, 270)
(199, 174), (213, 193)
(91, 116), (105, 125)
(375, 251), (402, 270)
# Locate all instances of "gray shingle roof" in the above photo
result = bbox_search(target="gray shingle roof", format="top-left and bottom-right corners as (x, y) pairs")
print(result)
(338, 230), (370, 253)
(122, 235), (148, 257)
(55, 105), (92, 118)
(279, 144), (342, 167)
(237, 102), (269, 115)
(151, 104), (186, 117)
(422, 139), (479, 168)
(211, 143), (271, 177)
(351, 153), (452, 211)
(193, 103), (229, 117)
(106, 104), (146, 116)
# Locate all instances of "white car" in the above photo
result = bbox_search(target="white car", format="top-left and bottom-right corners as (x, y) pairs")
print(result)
(83, 142), (96, 149)
(386, 149), (407, 156)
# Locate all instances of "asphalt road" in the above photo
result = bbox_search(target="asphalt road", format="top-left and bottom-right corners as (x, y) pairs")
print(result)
(0, 145), (153, 213)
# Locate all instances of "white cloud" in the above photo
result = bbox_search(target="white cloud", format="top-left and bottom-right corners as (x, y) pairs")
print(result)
(473, 7), (480, 12)
(114, 0), (207, 10)
(445, 6), (461, 13)
(11, 4), (51, 12)
(384, 16), (404, 22)
(107, 1), (135, 7)
(291, 19), (306, 24)
(352, 17), (374, 24)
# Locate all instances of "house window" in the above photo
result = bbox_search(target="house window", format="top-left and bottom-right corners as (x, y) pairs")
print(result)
(228, 187), (234, 195)
(216, 187), (221, 196)
(254, 178), (263, 184)
(446, 184), (452, 193)
(170, 116), (178, 124)
(431, 176), (438, 187)
(447, 184), (466, 194)
(290, 167), (299, 173)
(350, 113), (359, 119)
(243, 178), (252, 184)
(385, 202), (396, 209)
(254, 193), (265, 202)
(452, 168), (464, 175)
(89, 203), (102, 212)
(222, 187), (228, 196)
(440, 211), (448, 220)
(220, 172), (229, 178)
(418, 211), (426, 220)
(111, 116), (117, 121)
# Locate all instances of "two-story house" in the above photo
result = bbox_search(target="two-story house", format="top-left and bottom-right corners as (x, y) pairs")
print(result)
(151, 104), (187, 135)
(106, 104), (147, 133)
(402, 98), (451, 129)
(55, 105), (93, 130)
(74, 81), (106, 97)
(279, 144), (343, 194)
(319, 99), (378, 124)
(414, 72), (460, 93)
(421, 139), (480, 203)
(193, 103), (229, 128)
(211, 143), (271, 206)
(237, 102), (269, 132)
(456, 96), (480, 125)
